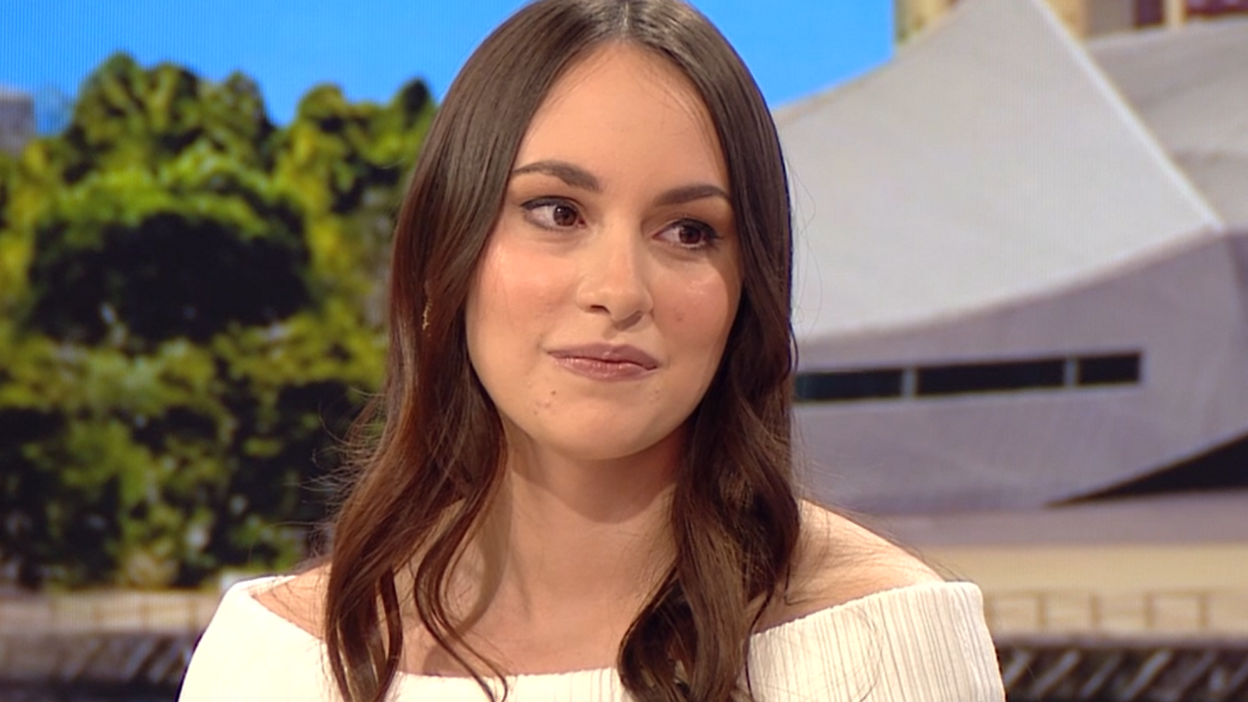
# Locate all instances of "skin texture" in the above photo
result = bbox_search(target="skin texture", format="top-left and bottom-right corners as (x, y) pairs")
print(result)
(256, 43), (941, 678)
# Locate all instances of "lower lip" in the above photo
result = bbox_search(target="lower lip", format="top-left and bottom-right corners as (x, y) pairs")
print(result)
(552, 356), (655, 381)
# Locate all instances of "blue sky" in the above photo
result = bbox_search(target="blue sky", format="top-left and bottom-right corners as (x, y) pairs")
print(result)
(0, 1), (891, 125)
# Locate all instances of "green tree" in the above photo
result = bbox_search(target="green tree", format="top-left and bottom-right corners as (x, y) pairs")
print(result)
(0, 53), (432, 589)
(25, 157), (308, 346)
(63, 54), (275, 178)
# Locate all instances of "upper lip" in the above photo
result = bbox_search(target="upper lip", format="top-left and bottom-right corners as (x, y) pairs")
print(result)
(548, 344), (660, 370)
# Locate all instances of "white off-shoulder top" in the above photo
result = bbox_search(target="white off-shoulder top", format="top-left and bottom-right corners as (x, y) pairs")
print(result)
(179, 576), (1004, 701)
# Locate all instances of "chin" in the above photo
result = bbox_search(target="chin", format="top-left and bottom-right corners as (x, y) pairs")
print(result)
(550, 438), (670, 464)
(506, 422), (687, 467)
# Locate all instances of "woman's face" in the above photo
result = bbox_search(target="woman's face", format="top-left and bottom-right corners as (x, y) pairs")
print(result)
(465, 43), (741, 465)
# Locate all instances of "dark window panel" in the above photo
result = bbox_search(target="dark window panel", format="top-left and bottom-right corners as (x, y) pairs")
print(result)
(917, 359), (1065, 396)
(795, 369), (904, 403)
(1077, 353), (1141, 386)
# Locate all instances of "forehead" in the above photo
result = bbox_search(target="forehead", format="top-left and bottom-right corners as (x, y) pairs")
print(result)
(515, 43), (728, 183)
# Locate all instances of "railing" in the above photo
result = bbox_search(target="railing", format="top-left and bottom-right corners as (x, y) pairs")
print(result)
(997, 639), (1248, 701)
(0, 633), (198, 689)
(990, 589), (1248, 699)
(0, 591), (221, 691)
(5, 587), (1246, 637)
(0, 590), (220, 635)
(986, 589), (1248, 637)
(4, 587), (1248, 698)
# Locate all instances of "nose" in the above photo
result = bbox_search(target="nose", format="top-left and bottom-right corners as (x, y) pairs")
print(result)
(574, 225), (653, 326)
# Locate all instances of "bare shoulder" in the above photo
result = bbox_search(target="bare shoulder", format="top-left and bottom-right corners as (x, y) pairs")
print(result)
(759, 500), (942, 629)
(251, 564), (330, 639)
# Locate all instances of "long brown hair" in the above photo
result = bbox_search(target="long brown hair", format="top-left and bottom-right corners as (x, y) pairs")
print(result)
(324, 1), (798, 700)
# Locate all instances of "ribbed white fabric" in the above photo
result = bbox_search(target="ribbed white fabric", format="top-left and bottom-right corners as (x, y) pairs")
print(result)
(179, 576), (1004, 701)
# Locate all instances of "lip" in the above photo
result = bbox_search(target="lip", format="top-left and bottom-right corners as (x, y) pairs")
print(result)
(548, 344), (660, 381)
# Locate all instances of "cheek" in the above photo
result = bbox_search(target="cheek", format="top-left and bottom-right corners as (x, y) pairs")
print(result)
(473, 243), (561, 325)
(666, 272), (740, 353)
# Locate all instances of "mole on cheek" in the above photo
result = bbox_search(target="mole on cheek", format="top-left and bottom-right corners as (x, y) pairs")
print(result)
(536, 389), (557, 411)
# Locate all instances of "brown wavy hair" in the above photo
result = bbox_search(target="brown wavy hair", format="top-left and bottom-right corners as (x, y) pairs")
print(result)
(324, 1), (798, 700)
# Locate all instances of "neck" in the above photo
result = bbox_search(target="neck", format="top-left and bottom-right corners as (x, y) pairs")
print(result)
(463, 430), (682, 626)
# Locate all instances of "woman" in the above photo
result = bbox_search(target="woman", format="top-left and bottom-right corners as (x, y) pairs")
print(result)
(179, 0), (1005, 700)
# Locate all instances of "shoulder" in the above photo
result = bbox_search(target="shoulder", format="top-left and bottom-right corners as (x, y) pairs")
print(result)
(760, 500), (943, 628)
(250, 564), (330, 638)
(748, 579), (1005, 701)
(748, 503), (1006, 700)
(179, 572), (333, 702)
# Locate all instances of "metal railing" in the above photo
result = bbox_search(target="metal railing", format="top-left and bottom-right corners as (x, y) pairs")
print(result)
(997, 639), (1248, 701)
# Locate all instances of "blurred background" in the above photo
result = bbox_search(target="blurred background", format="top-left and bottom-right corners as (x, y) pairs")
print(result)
(1, 0), (1246, 700)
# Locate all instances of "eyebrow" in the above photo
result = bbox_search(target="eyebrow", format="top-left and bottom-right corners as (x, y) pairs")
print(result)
(511, 160), (601, 192)
(510, 159), (731, 207)
(653, 183), (731, 208)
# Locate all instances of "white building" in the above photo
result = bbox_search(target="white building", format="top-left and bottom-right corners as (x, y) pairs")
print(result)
(781, 0), (1248, 512)
(0, 85), (35, 156)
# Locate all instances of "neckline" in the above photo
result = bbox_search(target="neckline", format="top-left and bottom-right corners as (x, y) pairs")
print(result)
(235, 574), (969, 681)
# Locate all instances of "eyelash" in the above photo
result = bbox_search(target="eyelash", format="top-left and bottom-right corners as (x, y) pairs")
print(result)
(520, 198), (722, 250)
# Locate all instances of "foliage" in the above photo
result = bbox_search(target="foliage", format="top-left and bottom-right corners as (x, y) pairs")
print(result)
(0, 53), (434, 589)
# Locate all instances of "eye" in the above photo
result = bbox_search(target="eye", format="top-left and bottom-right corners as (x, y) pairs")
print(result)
(657, 219), (720, 250)
(523, 198), (582, 229)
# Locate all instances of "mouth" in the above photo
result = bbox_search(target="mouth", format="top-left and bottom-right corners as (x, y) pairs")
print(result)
(548, 344), (660, 380)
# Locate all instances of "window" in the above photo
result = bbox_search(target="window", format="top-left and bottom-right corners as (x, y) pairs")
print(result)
(795, 351), (1142, 404)
(795, 368), (904, 402)
(1077, 353), (1141, 386)
(917, 359), (1064, 396)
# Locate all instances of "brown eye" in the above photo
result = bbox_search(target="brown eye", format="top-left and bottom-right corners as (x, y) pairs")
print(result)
(523, 199), (583, 230)
(551, 204), (578, 227)
(677, 223), (706, 246)
(658, 220), (720, 250)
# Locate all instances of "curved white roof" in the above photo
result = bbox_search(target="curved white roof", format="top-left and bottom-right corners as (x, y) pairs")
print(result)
(1091, 18), (1248, 226)
(776, 0), (1222, 341)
